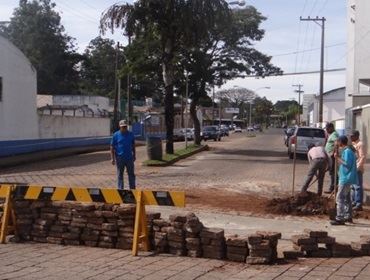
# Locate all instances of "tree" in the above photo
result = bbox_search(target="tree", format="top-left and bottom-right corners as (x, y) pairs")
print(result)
(274, 100), (299, 124)
(3, 0), (81, 94)
(100, 0), (231, 154)
(253, 96), (274, 126)
(80, 36), (121, 98)
(178, 6), (281, 144)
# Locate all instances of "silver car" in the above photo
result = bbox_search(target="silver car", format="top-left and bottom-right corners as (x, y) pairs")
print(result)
(287, 127), (326, 159)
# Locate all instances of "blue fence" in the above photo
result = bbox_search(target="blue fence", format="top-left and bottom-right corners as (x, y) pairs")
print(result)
(0, 136), (111, 157)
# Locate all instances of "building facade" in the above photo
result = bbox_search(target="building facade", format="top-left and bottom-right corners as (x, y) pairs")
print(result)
(0, 35), (38, 140)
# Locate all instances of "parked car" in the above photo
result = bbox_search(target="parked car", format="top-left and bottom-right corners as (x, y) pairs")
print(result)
(284, 127), (295, 147)
(247, 126), (254, 132)
(184, 128), (194, 140)
(253, 124), (262, 132)
(173, 128), (185, 141)
(234, 127), (242, 133)
(287, 127), (326, 159)
(202, 126), (221, 141)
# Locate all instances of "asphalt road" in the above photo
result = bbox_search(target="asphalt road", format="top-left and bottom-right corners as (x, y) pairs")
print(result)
(0, 128), (327, 196)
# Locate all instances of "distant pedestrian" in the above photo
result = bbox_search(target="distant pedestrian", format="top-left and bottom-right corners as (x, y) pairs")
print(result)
(331, 135), (358, 225)
(350, 130), (366, 211)
(110, 120), (136, 190)
(324, 123), (339, 194)
(301, 144), (330, 196)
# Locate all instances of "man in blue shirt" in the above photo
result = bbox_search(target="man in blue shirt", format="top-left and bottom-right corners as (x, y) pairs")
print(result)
(331, 135), (358, 225)
(110, 120), (136, 190)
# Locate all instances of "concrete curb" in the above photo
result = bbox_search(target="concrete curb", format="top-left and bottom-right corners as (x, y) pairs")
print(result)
(144, 145), (209, 167)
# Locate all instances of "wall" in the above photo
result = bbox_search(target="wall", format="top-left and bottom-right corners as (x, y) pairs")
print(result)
(0, 36), (38, 140)
(346, 0), (370, 109)
(38, 115), (110, 138)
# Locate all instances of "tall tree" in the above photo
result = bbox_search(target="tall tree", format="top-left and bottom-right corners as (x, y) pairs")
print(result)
(179, 6), (281, 144)
(100, 0), (230, 154)
(3, 0), (81, 94)
(80, 36), (121, 98)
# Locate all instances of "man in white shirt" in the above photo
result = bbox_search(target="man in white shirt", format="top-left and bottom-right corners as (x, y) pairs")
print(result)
(301, 144), (331, 196)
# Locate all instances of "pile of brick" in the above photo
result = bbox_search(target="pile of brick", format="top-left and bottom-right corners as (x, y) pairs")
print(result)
(247, 231), (281, 264)
(200, 227), (225, 260)
(286, 229), (336, 259)
(167, 214), (187, 256)
(184, 212), (203, 258)
(226, 235), (249, 262)
(13, 200), (136, 249)
(152, 218), (170, 253)
(351, 235), (370, 257)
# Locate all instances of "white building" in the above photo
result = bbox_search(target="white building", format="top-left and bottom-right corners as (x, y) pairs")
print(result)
(0, 35), (38, 140)
(345, 0), (370, 154)
(308, 87), (345, 128)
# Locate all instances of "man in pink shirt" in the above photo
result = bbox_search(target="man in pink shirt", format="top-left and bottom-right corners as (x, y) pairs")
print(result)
(301, 144), (331, 196)
(351, 130), (366, 211)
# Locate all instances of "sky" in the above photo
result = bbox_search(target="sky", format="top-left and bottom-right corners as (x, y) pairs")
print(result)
(0, 0), (348, 104)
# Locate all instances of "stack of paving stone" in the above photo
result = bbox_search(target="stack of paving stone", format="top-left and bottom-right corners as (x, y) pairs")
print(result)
(146, 212), (161, 250)
(289, 229), (335, 258)
(115, 205), (137, 250)
(226, 235), (249, 262)
(184, 212), (203, 258)
(246, 231), (281, 264)
(351, 235), (370, 257)
(14, 200), (34, 241)
(200, 227), (225, 260)
(167, 214), (187, 256)
(152, 218), (170, 253)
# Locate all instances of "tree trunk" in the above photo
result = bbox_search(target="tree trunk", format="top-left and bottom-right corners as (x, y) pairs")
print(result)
(190, 98), (201, 145)
(162, 38), (175, 154)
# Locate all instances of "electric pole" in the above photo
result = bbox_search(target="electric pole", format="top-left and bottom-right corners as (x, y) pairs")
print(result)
(113, 42), (120, 131)
(300, 16), (326, 124)
(292, 84), (304, 125)
(127, 35), (133, 126)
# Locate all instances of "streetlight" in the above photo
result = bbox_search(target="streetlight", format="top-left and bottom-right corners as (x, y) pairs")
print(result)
(228, 0), (246, 6)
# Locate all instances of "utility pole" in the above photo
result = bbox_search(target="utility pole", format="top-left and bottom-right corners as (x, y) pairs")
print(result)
(212, 85), (215, 125)
(292, 84), (304, 125)
(127, 35), (133, 127)
(300, 16), (326, 124)
(113, 42), (120, 131)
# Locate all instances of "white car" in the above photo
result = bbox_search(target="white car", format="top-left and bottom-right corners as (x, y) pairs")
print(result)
(234, 127), (242, 133)
(247, 126), (254, 132)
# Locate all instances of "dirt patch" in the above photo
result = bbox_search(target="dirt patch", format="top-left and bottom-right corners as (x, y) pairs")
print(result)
(267, 192), (332, 216)
(185, 189), (370, 219)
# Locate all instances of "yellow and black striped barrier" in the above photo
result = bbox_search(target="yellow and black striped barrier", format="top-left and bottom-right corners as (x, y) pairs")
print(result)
(12, 185), (185, 207)
(0, 184), (185, 256)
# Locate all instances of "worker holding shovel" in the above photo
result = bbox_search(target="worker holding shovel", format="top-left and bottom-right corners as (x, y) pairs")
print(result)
(331, 135), (358, 226)
(301, 144), (331, 196)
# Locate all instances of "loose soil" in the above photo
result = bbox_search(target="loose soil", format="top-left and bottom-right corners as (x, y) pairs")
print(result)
(185, 189), (370, 220)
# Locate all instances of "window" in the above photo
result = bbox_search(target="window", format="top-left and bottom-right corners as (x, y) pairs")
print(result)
(297, 128), (325, 138)
(0, 77), (2, 102)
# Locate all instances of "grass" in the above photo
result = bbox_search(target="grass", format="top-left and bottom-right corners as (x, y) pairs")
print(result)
(143, 144), (205, 166)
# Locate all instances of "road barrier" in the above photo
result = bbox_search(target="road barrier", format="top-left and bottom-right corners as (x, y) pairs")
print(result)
(0, 184), (185, 256)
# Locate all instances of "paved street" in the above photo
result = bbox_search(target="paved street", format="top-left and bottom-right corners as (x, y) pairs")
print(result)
(0, 129), (311, 196)
(2, 128), (370, 279)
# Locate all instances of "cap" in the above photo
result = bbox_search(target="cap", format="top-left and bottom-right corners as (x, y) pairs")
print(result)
(119, 120), (128, 127)
(351, 130), (359, 138)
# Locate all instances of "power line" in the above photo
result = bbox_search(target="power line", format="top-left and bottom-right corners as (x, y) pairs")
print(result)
(271, 42), (345, 58)
(243, 68), (345, 78)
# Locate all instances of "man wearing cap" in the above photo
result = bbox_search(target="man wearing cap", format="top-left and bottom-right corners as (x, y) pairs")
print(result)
(351, 130), (366, 211)
(324, 122), (339, 194)
(301, 144), (331, 196)
(110, 120), (136, 190)
(331, 135), (358, 225)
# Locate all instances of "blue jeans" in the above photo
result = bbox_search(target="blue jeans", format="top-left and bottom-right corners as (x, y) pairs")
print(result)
(116, 157), (136, 190)
(336, 184), (352, 221)
(351, 171), (363, 207)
